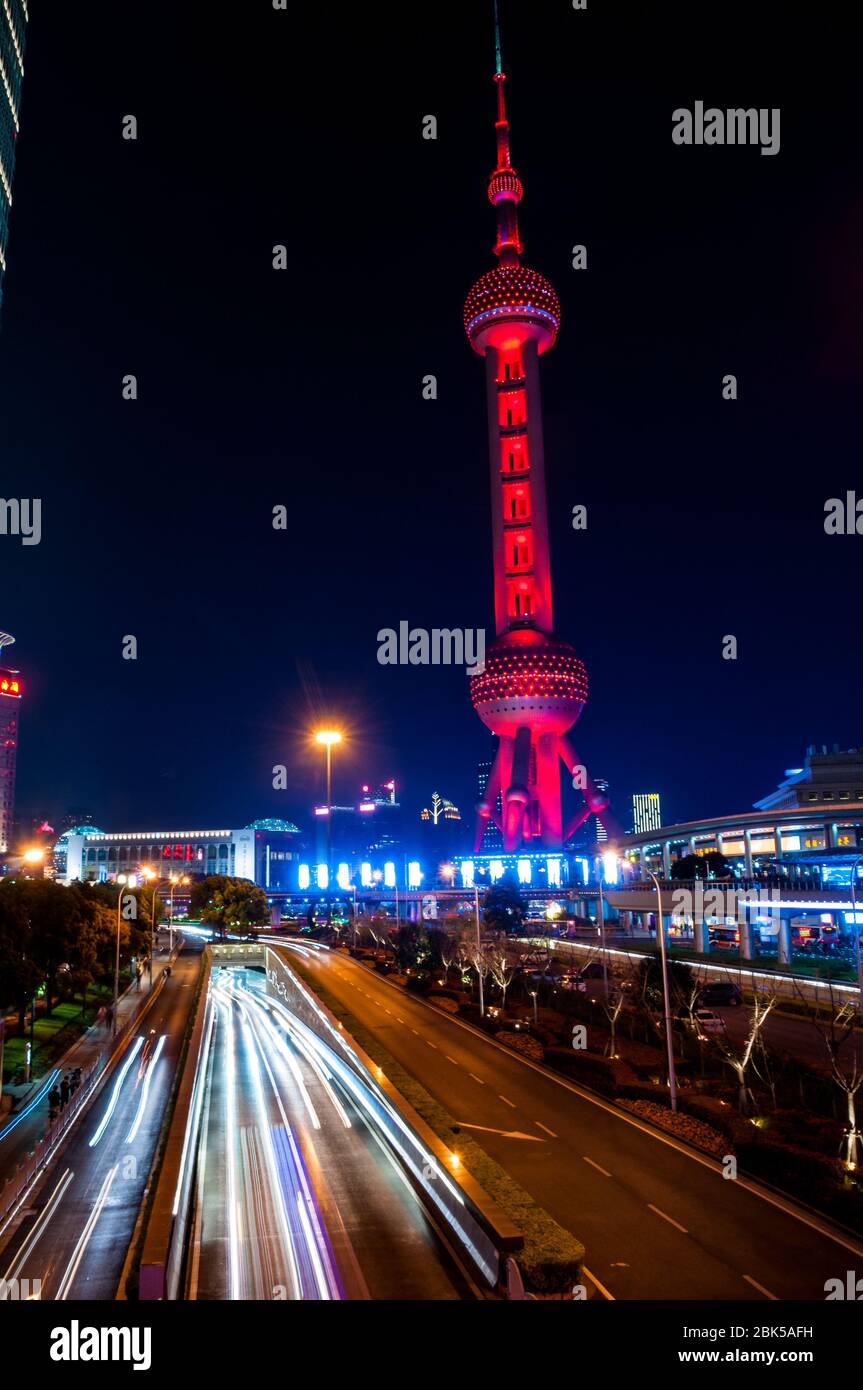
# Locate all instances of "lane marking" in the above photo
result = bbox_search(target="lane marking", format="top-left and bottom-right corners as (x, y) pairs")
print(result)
(445, 1055), (458, 1066)
(743, 1274), (778, 1300)
(468, 1072), (484, 1085)
(458, 1122), (544, 1142)
(426, 1040), (438, 1050)
(499, 1094), (516, 1108)
(582, 1155), (611, 1176)
(583, 1264), (615, 1301)
(647, 1203), (688, 1235)
(535, 1121), (557, 1138)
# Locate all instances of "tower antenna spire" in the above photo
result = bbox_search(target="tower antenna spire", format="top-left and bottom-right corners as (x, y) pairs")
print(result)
(493, 0), (503, 76)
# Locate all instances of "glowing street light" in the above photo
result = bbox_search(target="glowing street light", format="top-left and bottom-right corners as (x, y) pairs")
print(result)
(168, 874), (190, 951)
(314, 728), (343, 882)
(22, 847), (44, 864)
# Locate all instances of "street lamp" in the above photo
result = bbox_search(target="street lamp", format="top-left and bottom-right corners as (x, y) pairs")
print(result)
(168, 874), (190, 952)
(474, 884), (485, 1018)
(141, 868), (159, 986)
(646, 869), (678, 1112)
(114, 873), (133, 1040)
(848, 854), (863, 1007)
(315, 729), (343, 889)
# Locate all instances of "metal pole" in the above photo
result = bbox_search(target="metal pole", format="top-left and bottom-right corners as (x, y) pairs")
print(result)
(113, 886), (122, 1041)
(474, 885), (484, 1017)
(325, 742), (332, 892)
(850, 855), (863, 1007)
(647, 870), (677, 1111)
(598, 878), (609, 996)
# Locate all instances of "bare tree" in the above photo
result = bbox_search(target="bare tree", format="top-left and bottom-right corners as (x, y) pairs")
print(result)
(487, 940), (515, 1012)
(796, 978), (862, 1172)
(712, 985), (777, 1114)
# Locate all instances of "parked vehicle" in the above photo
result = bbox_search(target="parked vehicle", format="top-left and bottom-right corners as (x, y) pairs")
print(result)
(698, 981), (743, 1007)
(690, 1008), (725, 1037)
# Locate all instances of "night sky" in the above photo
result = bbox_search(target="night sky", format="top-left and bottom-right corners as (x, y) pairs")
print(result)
(0, 0), (859, 840)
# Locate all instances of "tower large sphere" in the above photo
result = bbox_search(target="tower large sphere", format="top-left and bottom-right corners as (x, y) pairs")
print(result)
(470, 629), (587, 737)
(464, 263), (560, 356)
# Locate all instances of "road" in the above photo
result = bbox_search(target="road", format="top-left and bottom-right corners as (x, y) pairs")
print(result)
(186, 966), (473, 1300)
(0, 943), (202, 1299)
(276, 940), (863, 1301)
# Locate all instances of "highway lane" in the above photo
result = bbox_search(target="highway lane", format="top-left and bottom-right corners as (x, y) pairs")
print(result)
(277, 941), (863, 1301)
(0, 944), (202, 1300)
(187, 967), (472, 1301)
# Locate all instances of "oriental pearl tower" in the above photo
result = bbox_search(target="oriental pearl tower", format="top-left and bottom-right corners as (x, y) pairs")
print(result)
(466, 4), (614, 853)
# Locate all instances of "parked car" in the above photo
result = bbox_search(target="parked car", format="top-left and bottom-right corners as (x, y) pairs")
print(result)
(690, 1008), (725, 1037)
(698, 982), (743, 1007)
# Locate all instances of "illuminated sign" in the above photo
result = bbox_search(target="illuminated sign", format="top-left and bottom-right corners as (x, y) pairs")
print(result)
(0, 670), (21, 698)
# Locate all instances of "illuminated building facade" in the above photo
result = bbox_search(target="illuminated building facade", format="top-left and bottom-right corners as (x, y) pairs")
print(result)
(0, 0), (27, 313)
(632, 792), (662, 835)
(466, 8), (614, 854)
(63, 819), (300, 890)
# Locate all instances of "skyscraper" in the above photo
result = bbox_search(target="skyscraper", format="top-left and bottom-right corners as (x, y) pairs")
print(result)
(0, 632), (22, 853)
(632, 792), (663, 835)
(467, 4), (614, 853)
(0, 1), (27, 315)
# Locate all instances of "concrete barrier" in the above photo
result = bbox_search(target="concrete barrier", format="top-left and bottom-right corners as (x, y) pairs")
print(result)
(138, 951), (211, 1300)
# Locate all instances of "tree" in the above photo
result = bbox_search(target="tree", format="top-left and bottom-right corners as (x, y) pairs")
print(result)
(483, 880), (526, 935)
(671, 851), (732, 881)
(487, 940), (515, 1011)
(712, 984), (776, 1114)
(189, 876), (269, 936)
(395, 922), (433, 972)
(796, 978), (862, 1171)
(634, 952), (695, 1058)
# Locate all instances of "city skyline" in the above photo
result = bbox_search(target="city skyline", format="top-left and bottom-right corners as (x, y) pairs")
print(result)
(0, 3), (860, 837)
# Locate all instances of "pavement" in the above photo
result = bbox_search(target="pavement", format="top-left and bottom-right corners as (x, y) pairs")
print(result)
(275, 940), (863, 1302)
(0, 941), (203, 1300)
(187, 965), (474, 1300)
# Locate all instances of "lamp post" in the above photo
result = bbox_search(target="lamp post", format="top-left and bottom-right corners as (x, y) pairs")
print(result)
(596, 877), (609, 998)
(646, 869), (678, 1112)
(168, 874), (190, 952)
(314, 730), (342, 891)
(141, 868), (159, 986)
(474, 884), (485, 1018)
(114, 873), (131, 1040)
(849, 854), (863, 1007)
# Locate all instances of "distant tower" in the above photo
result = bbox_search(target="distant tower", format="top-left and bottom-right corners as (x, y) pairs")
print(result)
(466, 4), (614, 852)
(0, 2), (28, 316)
(0, 632), (22, 853)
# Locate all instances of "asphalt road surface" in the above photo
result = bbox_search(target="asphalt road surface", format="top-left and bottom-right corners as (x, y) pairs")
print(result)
(186, 966), (474, 1300)
(276, 940), (863, 1301)
(0, 943), (202, 1300)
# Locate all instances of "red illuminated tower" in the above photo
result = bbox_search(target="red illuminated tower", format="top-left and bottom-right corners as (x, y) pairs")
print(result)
(466, 6), (613, 853)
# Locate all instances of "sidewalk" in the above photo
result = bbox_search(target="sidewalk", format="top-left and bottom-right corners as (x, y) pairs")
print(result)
(0, 945), (177, 1181)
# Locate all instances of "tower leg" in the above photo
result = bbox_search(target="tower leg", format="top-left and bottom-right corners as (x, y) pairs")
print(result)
(558, 735), (625, 845)
(474, 744), (504, 852)
(535, 731), (562, 846)
(503, 726), (531, 850)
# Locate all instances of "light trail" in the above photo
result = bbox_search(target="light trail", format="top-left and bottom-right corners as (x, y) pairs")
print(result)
(0, 1070), (60, 1142)
(125, 1035), (167, 1143)
(2, 1167), (73, 1285)
(88, 1037), (143, 1147)
(54, 1163), (119, 1300)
